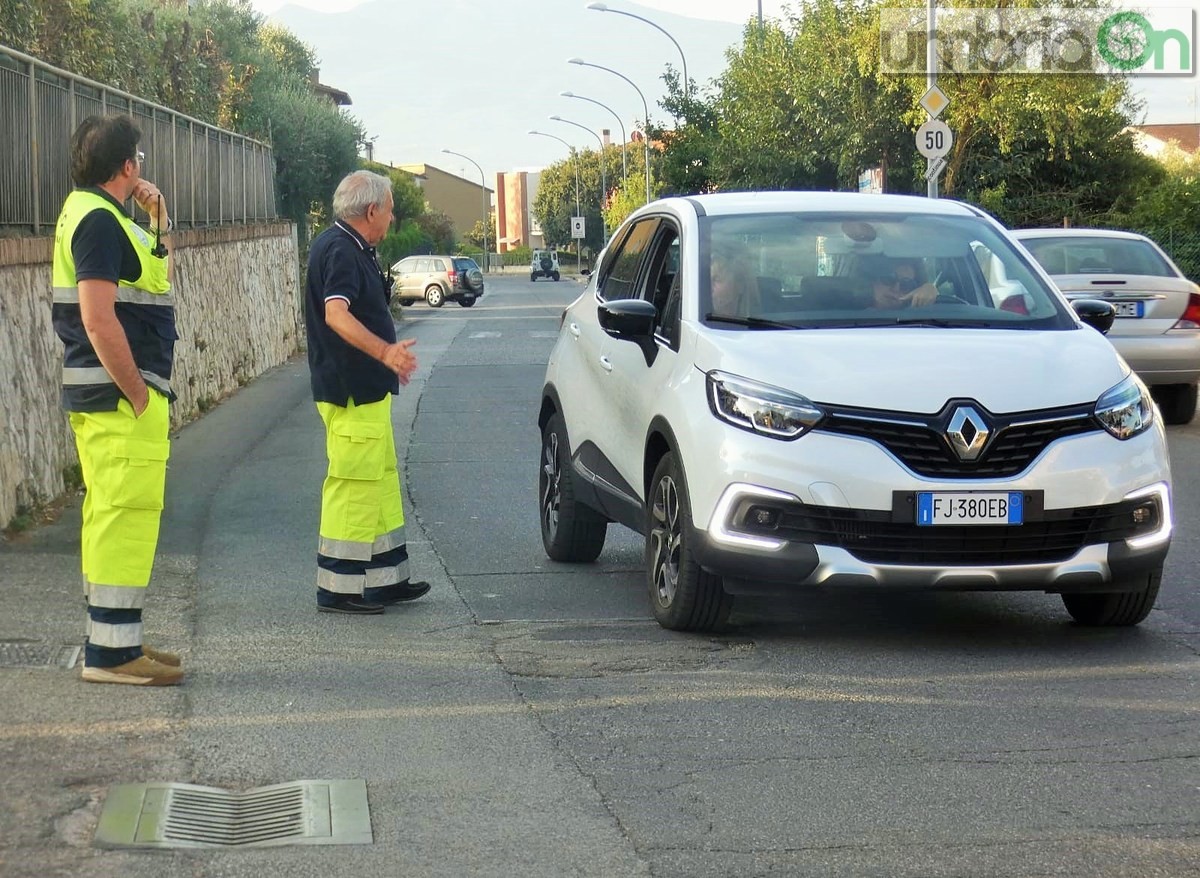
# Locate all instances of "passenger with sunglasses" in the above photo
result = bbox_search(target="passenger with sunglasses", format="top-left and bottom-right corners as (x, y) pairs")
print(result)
(867, 257), (938, 309)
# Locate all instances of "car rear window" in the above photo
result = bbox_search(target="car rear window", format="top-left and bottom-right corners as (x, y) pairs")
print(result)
(453, 258), (479, 271)
(1022, 236), (1176, 277)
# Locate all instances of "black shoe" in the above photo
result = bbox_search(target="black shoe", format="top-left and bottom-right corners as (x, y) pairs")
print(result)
(364, 581), (431, 605)
(317, 595), (385, 615)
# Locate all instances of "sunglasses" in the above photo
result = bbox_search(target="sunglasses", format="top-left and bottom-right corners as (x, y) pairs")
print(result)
(874, 273), (920, 294)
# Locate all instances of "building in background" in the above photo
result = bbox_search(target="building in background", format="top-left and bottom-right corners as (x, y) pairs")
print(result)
(495, 169), (544, 253)
(398, 163), (493, 241)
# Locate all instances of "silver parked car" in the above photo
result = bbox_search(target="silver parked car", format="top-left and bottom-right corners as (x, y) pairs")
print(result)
(1013, 228), (1200, 424)
(391, 255), (484, 308)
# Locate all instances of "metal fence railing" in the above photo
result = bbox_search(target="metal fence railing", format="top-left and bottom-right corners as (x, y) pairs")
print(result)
(0, 44), (276, 234)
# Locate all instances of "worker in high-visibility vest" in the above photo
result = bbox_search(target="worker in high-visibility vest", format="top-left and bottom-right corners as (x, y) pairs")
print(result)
(52, 114), (183, 685)
(305, 170), (430, 614)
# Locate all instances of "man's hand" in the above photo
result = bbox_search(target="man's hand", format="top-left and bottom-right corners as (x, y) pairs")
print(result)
(906, 283), (939, 308)
(131, 180), (171, 231)
(380, 338), (418, 385)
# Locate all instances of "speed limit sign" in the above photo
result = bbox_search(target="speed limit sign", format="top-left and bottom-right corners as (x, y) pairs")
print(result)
(916, 119), (953, 160)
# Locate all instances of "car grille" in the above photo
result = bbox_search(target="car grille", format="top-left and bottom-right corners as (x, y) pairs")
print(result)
(816, 402), (1100, 478)
(762, 499), (1148, 566)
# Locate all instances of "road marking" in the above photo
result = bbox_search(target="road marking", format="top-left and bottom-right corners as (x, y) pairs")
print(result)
(529, 331), (558, 338)
(469, 332), (502, 339)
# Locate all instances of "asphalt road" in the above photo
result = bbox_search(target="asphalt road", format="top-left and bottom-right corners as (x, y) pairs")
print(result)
(1, 269), (1198, 877)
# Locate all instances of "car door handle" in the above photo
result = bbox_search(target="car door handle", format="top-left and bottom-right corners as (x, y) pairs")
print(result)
(599, 355), (613, 372)
(569, 322), (581, 338)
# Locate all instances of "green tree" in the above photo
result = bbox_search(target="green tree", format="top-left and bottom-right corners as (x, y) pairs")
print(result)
(534, 144), (634, 251)
(464, 211), (497, 249)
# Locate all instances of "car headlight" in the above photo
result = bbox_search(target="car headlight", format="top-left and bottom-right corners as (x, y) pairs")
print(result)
(706, 371), (824, 440)
(1095, 374), (1155, 440)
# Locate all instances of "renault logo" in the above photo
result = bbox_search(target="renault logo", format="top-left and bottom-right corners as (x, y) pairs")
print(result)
(945, 406), (989, 461)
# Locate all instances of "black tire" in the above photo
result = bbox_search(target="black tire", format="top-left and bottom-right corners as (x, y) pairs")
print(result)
(1061, 566), (1162, 626)
(552, 272), (560, 282)
(398, 298), (415, 307)
(465, 268), (484, 291)
(459, 297), (476, 308)
(531, 273), (538, 282)
(646, 452), (733, 632)
(1153, 384), (1197, 425)
(539, 413), (607, 562)
(425, 286), (445, 308)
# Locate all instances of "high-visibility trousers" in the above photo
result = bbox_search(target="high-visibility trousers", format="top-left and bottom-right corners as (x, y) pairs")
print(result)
(68, 390), (170, 668)
(315, 395), (410, 597)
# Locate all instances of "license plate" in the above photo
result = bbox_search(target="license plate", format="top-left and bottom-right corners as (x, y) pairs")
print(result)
(917, 492), (1023, 525)
(1113, 301), (1143, 318)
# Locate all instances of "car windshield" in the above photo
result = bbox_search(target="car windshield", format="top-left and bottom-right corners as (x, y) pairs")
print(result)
(1019, 235), (1177, 278)
(453, 258), (479, 271)
(700, 212), (1075, 330)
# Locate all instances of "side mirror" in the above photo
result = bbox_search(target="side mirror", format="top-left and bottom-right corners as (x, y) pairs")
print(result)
(599, 299), (658, 365)
(1071, 298), (1116, 335)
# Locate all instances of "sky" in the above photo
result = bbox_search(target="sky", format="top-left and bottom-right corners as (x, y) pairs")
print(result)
(247, 0), (1199, 188)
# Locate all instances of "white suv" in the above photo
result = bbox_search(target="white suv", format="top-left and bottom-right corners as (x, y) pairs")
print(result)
(531, 249), (561, 282)
(538, 192), (1172, 632)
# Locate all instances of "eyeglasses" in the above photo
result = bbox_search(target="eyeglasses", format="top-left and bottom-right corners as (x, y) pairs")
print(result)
(134, 150), (145, 165)
(874, 273), (920, 294)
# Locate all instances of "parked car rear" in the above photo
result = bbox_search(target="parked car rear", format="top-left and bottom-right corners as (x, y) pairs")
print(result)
(1013, 228), (1200, 424)
(392, 255), (484, 308)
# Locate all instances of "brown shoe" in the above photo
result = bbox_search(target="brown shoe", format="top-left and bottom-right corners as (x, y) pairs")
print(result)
(81, 655), (184, 686)
(142, 645), (181, 667)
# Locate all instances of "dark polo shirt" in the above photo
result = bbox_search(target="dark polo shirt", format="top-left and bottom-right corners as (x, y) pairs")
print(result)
(305, 221), (398, 407)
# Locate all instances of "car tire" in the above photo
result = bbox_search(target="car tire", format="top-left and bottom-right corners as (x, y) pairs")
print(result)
(1061, 565), (1162, 626)
(1153, 383), (1197, 425)
(398, 298), (415, 307)
(646, 452), (733, 632)
(531, 273), (538, 282)
(425, 286), (445, 308)
(539, 413), (607, 562)
(459, 296), (476, 308)
(552, 272), (560, 282)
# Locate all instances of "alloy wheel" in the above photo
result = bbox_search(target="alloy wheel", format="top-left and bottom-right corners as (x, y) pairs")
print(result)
(650, 474), (681, 606)
(541, 431), (560, 541)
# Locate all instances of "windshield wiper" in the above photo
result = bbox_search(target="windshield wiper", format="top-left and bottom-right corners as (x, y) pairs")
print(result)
(705, 313), (805, 330)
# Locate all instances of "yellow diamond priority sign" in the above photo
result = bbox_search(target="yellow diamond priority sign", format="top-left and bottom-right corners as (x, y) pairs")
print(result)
(920, 85), (949, 119)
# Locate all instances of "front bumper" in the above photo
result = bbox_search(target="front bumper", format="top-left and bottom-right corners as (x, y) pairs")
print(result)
(693, 483), (1171, 595)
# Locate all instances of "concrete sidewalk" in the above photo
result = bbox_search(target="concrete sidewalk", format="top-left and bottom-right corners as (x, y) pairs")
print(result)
(0, 328), (647, 876)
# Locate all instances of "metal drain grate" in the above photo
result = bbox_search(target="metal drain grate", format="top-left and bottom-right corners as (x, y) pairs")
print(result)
(0, 639), (81, 669)
(95, 779), (372, 849)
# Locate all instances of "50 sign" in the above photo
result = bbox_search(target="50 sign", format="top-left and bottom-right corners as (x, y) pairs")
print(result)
(916, 118), (954, 160)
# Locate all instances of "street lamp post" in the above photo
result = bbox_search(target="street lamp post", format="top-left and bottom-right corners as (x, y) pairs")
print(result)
(585, 2), (688, 99)
(550, 115), (607, 242)
(561, 91), (627, 185)
(440, 148), (489, 272)
(529, 129), (583, 270)
(568, 57), (651, 205)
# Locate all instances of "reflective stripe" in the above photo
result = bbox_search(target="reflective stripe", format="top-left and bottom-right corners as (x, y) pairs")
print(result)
(87, 582), (146, 610)
(317, 568), (364, 595)
(53, 285), (174, 307)
(62, 366), (171, 397)
(373, 527), (406, 555)
(89, 620), (143, 649)
(319, 536), (372, 561)
(365, 560), (409, 589)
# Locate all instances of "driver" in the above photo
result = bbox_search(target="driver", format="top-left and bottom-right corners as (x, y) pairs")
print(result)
(866, 257), (938, 309)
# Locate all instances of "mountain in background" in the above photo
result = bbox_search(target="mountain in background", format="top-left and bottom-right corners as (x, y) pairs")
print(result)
(270, 0), (746, 182)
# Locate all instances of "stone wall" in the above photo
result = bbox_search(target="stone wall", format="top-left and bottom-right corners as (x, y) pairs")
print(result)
(0, 223), (300, 530)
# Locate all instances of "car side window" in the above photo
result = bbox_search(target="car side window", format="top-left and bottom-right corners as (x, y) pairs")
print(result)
(396, 259), (414, 273)
(643, 228), (682, 347)
(600, 219), (660, 302)
(414, 258), (429, 273)
(432, 259), (446, 272)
